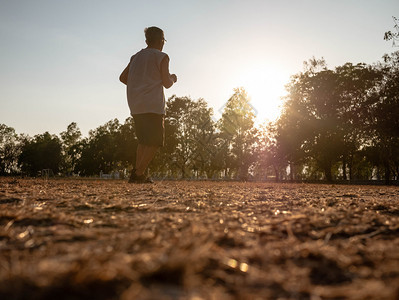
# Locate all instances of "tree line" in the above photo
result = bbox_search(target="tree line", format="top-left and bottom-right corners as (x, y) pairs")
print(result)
(1, 51), (398, 183)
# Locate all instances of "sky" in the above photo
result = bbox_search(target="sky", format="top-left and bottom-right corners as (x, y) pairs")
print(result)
(0, 0), (398, 137)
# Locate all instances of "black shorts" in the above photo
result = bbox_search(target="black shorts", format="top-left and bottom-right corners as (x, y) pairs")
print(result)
(132, 113), (164, 147)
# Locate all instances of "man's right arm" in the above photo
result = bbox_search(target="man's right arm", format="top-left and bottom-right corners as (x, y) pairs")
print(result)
(119, 63), (130, 85)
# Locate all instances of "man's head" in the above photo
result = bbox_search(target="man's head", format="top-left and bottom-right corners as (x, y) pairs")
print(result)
(145, 26), (165, 50)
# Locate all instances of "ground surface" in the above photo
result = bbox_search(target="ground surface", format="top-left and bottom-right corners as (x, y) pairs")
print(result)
(0, 178), (399, 300)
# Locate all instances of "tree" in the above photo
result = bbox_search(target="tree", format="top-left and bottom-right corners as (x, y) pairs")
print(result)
(0, 124), (20, 175)
(334, 63), (382, 181)
(76, 119), (121, 176)
(277, 58), (381, 182)
(166, 96), (195, 178)
(186, 99), (218, 178)
(114, 117), (138, 172)
(60, 122), (82, 175)
(278, 59), (339, 181)
(253, 122), (288, 181)
(364, 52), (399, 184)
(219, 88), (257, 180)
(18, 132), (62, 176)
(158, 96), (215, 178)
(384, 16), (399, 47)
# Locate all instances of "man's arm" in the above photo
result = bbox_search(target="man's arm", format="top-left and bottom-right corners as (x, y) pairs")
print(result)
(160, 55), (177, 89)
(119, 63), (130, 85)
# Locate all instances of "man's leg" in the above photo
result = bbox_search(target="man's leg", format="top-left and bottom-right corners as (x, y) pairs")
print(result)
(135, 144), (159, 176)
(135, 144), (145, 171)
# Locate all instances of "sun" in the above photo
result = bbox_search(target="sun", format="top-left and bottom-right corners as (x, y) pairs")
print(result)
(237, 64), (289, 123)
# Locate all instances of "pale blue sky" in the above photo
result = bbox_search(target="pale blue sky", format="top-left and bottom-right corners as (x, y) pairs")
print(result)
(0, 0), (398, 136)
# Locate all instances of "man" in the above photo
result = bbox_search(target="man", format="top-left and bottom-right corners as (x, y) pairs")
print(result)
(120, 27), (177, 183)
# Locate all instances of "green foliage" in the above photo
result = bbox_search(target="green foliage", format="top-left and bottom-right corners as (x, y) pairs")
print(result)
(0, 124), (20, 175)
(73, 118), (138, 176)
(218, 88), (257, 180)
(60, 122), (82, 175)
(18, 132), (62, 176)
(154, 96), (216, 178)
(114, 117), (138, 168)
(272, 53), (398, 182)
(362, 52), (399, 183)
(384, 16), (399, 47)
(76, 119), (120, 176)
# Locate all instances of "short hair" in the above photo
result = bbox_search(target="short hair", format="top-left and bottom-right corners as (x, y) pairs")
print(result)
(144, 27), (164, 45)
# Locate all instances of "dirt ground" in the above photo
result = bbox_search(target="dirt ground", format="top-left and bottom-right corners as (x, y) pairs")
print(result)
(0, 178), (398, 300)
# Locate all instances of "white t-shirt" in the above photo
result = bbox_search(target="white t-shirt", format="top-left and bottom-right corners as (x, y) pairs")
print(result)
(127, 48), (168, 115)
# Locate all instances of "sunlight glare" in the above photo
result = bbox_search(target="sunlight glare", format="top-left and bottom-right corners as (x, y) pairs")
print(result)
(237, 63), (289, 122)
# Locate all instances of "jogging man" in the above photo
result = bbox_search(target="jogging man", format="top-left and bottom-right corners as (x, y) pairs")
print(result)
(120, 26), (177, 183)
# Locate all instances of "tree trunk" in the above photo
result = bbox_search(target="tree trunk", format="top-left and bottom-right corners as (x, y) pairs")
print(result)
(206, 170), (214, 179)
(349, 155), (353, 183)
(289, 163), (294, 182)
(384, 162), (391, 185)
(342, 156), (347, 180)
(181, 164), (186, 179)
(273, 165), (279, 182)
(323, 161), (333, 182)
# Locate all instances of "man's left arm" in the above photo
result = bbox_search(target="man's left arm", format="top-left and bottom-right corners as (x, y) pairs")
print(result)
(160, 55), (177, 88)
(119, 63), (130, 85)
